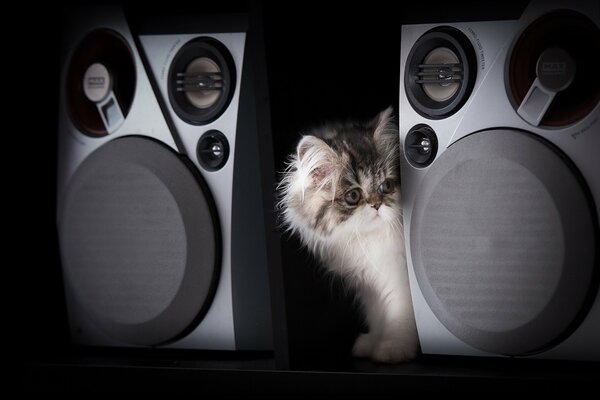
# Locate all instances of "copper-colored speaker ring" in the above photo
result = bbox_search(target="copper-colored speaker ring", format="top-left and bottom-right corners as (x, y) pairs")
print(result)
(508, 10), (600, 127)
(66, 29), (136, 136)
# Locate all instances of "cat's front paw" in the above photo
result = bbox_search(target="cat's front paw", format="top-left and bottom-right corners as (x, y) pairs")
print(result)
(371, 336), (419, 364)
(352, 333), (375, 358)
(352, 332), (419, 363)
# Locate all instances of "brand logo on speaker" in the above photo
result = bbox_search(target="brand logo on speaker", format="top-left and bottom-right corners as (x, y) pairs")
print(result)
(542, 61), (566, 75)
(87, 76), (106, 88)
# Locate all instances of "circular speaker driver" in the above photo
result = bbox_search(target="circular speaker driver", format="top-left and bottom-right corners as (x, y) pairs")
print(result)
(58, 137), (221, 346)
(169, 38), (236, 125)
(405, 27), (476, 119)
(508, 10), (600, 126)
(410, 130), (597, 355)
(184, 57), (222, 109)
(66, 29), (135, 136)
(422, 47), (460, 102)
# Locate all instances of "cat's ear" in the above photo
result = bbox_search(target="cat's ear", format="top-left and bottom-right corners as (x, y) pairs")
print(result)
(370, 106), (399, 150)
(296, 135), (339, 186)
(370, 106), (397, 138)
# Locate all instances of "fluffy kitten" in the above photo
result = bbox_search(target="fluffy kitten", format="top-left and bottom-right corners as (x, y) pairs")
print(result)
(277, 107), (419, 363)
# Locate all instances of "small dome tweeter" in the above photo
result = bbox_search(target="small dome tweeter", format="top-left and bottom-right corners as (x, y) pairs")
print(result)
(197, 130), (229, 171)
(405, 124), (438, 168)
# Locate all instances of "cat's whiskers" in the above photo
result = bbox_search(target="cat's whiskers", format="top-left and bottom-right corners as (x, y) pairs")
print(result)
(339, 231), (354, 265)
(389, 214), (402, 234)
(353, 221), (383, 277)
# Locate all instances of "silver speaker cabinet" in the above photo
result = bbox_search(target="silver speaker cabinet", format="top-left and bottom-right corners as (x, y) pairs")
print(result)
(399, 0), (600, 360)
(56, 6), (273, 350)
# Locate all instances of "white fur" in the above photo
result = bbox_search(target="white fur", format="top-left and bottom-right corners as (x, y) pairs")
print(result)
(320, 194), (418, 363)
(277, 140), (419, 363)
(295, 135), (342, 202)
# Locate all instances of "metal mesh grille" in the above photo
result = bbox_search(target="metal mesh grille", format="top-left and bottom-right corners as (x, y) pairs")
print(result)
(410, 129), (596, 354)
(59, 137), (218, 345)
(420, 157), (562, 332)
(63, 163), (186, 325)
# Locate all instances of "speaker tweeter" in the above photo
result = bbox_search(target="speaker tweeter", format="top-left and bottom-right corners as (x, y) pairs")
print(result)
(405, 124), (438, 168)
(168, 38), (236, 125)
(404, 27), (476, 119)
(197, 130), (229, 171)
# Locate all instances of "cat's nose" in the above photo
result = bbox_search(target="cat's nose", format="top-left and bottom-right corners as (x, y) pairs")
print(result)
(371, 202), (381, 210)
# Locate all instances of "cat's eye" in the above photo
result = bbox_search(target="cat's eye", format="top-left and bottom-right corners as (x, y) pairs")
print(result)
(378, 179), (394, 194)
(344, 189), (362, 206)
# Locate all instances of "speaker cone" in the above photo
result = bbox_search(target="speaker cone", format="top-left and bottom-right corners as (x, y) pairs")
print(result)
(184, 57), (222, 109)
(509, 10), (600, 127)
(410, 130), (597, 355)
(58, 137), (221, 346)
(405, 27), (476, 119)
(421, 47), (461, 102)
(66, 29), (135, 136)
(169, 38), (236, 125)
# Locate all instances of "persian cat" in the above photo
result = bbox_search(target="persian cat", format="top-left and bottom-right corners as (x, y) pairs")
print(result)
(277, 107), (419, 363)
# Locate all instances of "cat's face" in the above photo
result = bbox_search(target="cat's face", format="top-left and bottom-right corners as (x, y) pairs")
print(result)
(280, 107), (401, 238)
(332, 153), (401, 235)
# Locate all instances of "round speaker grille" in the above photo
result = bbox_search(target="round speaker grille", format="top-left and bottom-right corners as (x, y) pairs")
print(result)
(59, 137), (220, 346)
(410, 130), (597, 355)
(168, 37), (235, 125)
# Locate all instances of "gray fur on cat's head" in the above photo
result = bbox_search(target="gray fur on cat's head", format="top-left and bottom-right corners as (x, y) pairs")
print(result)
(278, 107), (401, 248)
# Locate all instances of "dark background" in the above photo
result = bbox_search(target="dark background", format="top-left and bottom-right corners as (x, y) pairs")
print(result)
(4, 0), (598, 393)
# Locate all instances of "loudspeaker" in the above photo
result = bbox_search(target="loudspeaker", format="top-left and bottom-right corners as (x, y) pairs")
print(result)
(56, 6), (274, 350)
(400, 0), (599, 360)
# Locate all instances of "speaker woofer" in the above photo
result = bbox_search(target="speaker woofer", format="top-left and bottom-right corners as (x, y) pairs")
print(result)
(168, 38), (235, 125)
(405, 27), (476, 119)
(66, 29), (136, 136)
(508, 10), (600, 127)
(410, 130), (597, 355)
(58, 137), (221, 346)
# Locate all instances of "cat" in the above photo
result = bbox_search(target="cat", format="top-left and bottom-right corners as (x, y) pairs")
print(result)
(277, 107), (419, 363)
